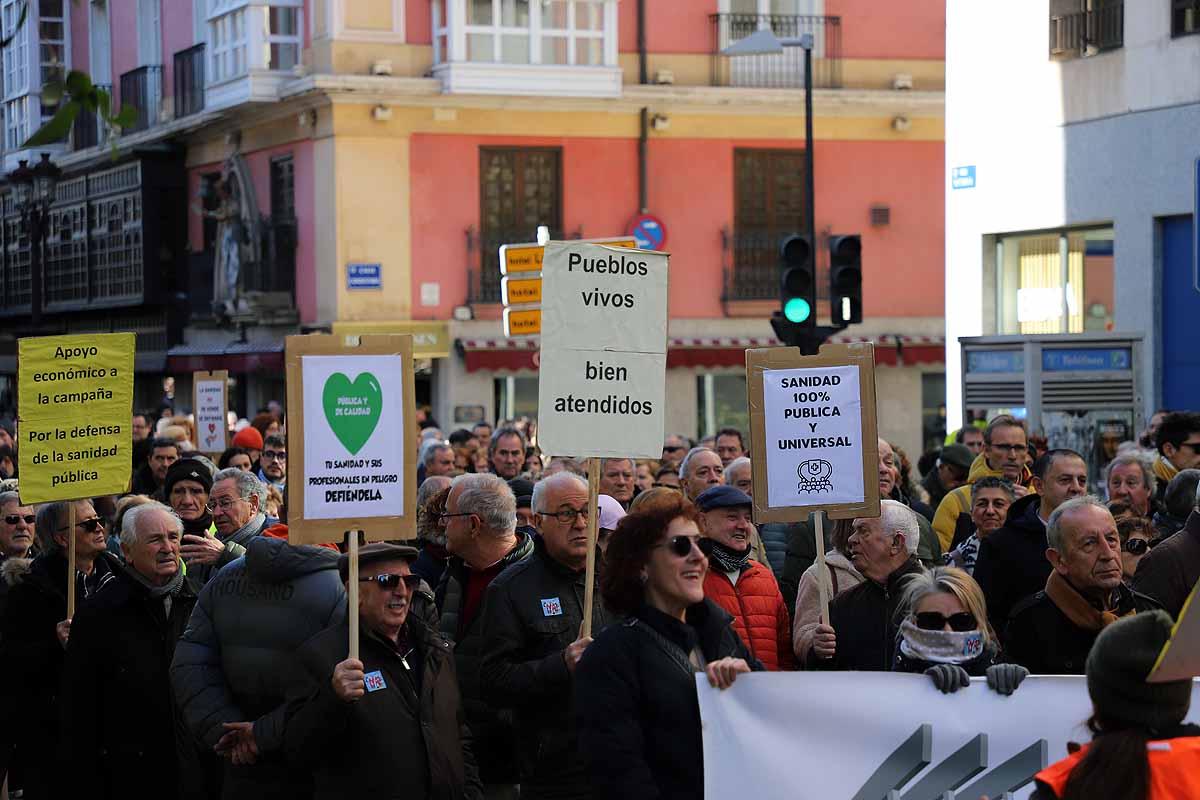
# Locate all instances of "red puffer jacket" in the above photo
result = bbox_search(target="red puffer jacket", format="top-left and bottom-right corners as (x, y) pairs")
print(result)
(703, 562), (796, 671)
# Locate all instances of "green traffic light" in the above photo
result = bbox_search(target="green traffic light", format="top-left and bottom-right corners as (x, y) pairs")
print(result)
(784, 297), (812, 323)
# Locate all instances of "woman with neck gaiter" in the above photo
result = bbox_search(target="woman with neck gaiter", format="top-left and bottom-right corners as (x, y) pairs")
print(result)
(893, 566), (1028, 695)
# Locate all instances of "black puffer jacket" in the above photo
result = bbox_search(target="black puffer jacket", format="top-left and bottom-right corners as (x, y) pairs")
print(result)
(60, 565), (204, 799)
(285, 615), (483, 800)
(574, 600), (762, 800)
(973, 493), (1049, 632)
(436, 532), (534, 785)
(170, 538), (346, 800)
(0, 549), (121, 799)
(809, 557), (924, 671)
(480, 537), (613, 798)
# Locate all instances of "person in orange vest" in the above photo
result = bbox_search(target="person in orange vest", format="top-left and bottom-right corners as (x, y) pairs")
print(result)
(1031, 610), (1200, 800)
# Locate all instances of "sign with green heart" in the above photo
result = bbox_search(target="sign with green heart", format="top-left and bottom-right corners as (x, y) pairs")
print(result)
(322, 372), (383, 454)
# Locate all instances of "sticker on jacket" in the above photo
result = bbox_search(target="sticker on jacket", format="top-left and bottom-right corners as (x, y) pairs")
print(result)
(541, 597), (563, 617)
(364, 670), (387, 692)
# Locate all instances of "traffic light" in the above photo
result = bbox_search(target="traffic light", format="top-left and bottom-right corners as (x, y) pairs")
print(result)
(771, 234), (816, 349)
(829, 234), (862, 327)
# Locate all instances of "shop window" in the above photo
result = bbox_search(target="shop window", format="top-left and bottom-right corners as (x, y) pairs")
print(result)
(995, 228), (1114, 335)
(921, 372), (947, 454)
(495, 375), (539, 422)
(270, 154), (295, 220)
(697, 374), (749, 441)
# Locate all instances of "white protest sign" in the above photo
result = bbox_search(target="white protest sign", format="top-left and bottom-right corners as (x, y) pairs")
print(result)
(698, 672), (1200, 800)
(300, 354), (406, 520)
(1150, 577), (1200, 682)
(747, 343), (880, 522)
(537, 240), (668, 458)
(192, 371), (228, 453)
(762, 364), (863, 508)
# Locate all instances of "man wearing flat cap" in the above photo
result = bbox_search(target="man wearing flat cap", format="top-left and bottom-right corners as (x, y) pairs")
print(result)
(285, 542), (482, 799)
(696, 485), (795, 671)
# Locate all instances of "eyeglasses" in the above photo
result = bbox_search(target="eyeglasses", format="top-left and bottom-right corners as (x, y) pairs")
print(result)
(4, 514), (34, 525)
(360, 573), (422, 591)
(663, 445), (686, 453)
(914, 611), (977, 632)
(1122, 538), (1149, 556)
(262, 450), (287, 461)
(655, 534), (701, 558)
(651, 482), (681, 490)
(540, 507), (588, 525)
(205, 497), (246, 512)
(1179, 442), (1200, 454)
(56, 517), (105, 533)
(437, 511), (475, 524)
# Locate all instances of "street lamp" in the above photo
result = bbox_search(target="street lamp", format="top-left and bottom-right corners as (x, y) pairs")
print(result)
(8, 152), (61, 324)
(720, 30), (817, 265)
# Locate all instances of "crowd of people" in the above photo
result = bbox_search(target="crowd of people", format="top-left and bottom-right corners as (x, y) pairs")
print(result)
(0, 404), (1198, 799)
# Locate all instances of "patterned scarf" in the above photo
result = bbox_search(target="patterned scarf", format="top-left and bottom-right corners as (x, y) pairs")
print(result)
(1044, 570), (1134, 631)
(706, 541), (751, 574)
(898, 618), (985, 664)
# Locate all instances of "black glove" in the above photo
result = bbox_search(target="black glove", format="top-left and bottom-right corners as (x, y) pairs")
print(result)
(986, 663), (1028, 696)
(924, 664), (971, 694)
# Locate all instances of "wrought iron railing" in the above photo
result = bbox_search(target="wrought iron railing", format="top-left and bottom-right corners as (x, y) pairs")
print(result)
(1050, 2), (1123, 58)
(710, 13), (842, 89)
(722, 229), (829, 303)
(174, 44), (205, 118)
(119, 65), (163, 133)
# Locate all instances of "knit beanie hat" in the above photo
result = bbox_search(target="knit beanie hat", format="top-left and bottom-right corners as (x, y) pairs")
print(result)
(164, 458), (215, 497)
(232, 426), (264, 450)
(1086, 610), (1192, 732)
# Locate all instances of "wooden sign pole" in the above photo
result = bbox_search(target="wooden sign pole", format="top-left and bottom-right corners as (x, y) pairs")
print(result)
(581, 459), (601, 639)
(813, 510), (829, 624)
(66, 501), (76, 619)
(348, 530), (361, 661)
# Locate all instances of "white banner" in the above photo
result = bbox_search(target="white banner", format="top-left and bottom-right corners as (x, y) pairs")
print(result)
(698, 672), (1200, 800)
(760, 365), (865, 508)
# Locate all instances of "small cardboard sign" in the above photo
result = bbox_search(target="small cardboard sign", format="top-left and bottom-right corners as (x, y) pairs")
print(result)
(285, 334), (417, 544)
(746, 342), (881, 522)
(17, 332), (135, 503)
(192, 370), (229, 454)
(1148, 577), (1200, 683)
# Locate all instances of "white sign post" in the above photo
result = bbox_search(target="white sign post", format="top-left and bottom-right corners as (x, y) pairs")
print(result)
(537, 240), (669, 636)
(537, 240), (669, 459)
(192, 370), (228, 454)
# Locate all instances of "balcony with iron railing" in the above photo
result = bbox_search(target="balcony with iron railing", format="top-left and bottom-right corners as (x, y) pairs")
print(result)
(710, 13), (842, 89)
(119, 65), (163, 133)
(1050, 1), (1124, 58)
(174, 44), (205, 118)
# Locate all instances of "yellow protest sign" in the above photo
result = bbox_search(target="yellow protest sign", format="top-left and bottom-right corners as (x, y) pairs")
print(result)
(18, 333), (136, 503)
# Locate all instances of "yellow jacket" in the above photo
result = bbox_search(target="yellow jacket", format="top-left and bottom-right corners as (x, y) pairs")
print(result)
(932, 453), (1032, 552)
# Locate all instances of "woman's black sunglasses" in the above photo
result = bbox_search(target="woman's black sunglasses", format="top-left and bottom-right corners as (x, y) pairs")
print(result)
(359, 574), (422, 591)
(657, 534), (701, 557)
(914, 611), (977, 632)
(1122, 538), (1149, 556)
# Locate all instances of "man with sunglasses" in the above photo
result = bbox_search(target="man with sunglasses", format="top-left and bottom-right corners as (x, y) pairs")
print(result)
(1152, 412), (1200, 503)
(285, 543), (482, 799)
(661, 434), (691, 465)
(1134, 478), (1200, 620)
(436, 473), (534, 798)
(480, 472), (613, 799)
(0, 498), (119, 799)
(0, 490), (34, 562)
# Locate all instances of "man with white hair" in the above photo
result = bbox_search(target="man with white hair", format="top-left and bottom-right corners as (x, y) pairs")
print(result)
(61, 502), (201, 796)
(481, 472), (612, 798)
(436, 472), (534, 797)
(809, 500), (924, 670)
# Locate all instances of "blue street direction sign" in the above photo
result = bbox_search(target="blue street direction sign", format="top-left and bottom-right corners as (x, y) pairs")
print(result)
(951, 165), (976, 190)
(347, 262), (382, 290)
(1042, 348), (1131, 372)
(966, 350), (1024, 374)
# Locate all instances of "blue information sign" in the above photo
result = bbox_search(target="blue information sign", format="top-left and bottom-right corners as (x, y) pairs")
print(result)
(347, 263), (382, 290)
(951, 165), (976, 190)
(966, 350), (1024, 374)
(1042, 348), (1131, 372)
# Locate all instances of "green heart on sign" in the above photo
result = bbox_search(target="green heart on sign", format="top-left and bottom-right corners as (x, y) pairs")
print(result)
(322, 372), (383, 455)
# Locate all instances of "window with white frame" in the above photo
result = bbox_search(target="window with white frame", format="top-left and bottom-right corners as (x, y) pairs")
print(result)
(5, 95), (29, 150)
(433, 0), (613, 66)
(208, 0), (301, 83)
(2, 0), (29, 101)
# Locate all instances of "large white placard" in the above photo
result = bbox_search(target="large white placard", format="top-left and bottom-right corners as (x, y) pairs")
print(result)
(537, 241), (668, 458)
(761, 364), (864, 508)
(699, 672), (1200, 800)
(194, 377), (227, 453)
(300, 354), (406, 520)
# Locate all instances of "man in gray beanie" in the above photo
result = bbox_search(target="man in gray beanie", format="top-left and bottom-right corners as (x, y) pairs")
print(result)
(1030, 610), (1199, 799)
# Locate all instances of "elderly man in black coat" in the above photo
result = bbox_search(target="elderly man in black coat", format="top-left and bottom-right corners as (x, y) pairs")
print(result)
(61, 502), (202, 799)
(285, 543), (482, 799)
